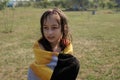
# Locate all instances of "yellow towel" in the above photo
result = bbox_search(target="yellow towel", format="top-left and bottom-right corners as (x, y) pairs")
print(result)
(30, 41), (73, 80)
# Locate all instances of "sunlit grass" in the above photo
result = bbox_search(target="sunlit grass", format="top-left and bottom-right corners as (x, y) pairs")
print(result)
(0, 7), (120, 80)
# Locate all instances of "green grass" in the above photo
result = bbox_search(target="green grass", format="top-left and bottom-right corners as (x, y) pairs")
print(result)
(0, 7), (120, 80)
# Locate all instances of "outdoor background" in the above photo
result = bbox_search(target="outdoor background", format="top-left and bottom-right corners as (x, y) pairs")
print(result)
(0, 0), (120, 80)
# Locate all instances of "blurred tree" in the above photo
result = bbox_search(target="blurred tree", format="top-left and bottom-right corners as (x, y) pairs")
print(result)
(67, 0), (89, 10)
(0, 0), (8, 10)
(115, 0), (120, 9)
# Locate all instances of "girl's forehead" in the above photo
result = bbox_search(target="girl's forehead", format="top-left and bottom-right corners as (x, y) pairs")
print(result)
(44, 14), (60, 23)
(48, 13), (60, 20)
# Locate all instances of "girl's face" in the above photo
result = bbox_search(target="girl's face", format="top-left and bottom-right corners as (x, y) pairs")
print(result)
(43, 14), (62, 45)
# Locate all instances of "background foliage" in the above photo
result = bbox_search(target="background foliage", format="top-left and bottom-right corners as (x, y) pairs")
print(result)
(0, 0), (120, 10)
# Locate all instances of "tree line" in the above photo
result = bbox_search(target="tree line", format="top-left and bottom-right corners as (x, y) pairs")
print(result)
(0, 0), (120, 10)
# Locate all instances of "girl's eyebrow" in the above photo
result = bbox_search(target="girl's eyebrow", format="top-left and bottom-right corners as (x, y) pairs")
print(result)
(43, 24), (47, 26)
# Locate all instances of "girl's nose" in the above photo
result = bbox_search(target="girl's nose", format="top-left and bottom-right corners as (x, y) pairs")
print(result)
(47, 29), (53, 35)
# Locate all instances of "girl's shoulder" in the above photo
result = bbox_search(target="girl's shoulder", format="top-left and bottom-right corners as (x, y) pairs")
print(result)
(34, 41), (45, 50)
(38, 41), (45, 50)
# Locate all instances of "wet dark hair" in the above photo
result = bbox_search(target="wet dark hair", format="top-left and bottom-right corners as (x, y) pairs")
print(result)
(38, 8), (72, 51)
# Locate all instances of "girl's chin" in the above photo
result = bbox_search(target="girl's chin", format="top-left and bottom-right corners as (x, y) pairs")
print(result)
(47, 40), (55, 43)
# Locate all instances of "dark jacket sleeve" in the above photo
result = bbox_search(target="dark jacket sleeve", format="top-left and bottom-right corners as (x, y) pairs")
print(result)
(50, 53), (80, 80)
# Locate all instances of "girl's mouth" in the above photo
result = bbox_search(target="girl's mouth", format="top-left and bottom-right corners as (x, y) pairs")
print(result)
(47, 36), (54, 39)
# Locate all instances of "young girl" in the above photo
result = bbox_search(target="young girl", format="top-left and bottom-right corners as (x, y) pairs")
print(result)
(28, 8), (80, 80)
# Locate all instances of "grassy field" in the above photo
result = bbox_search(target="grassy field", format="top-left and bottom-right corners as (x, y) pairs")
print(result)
(0, 7), (120, 80)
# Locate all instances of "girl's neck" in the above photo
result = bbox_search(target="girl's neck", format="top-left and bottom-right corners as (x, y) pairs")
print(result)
(51, 43), (61, 52)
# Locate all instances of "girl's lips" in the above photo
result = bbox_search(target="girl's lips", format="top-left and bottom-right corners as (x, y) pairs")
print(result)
(47, 36), (54, 39)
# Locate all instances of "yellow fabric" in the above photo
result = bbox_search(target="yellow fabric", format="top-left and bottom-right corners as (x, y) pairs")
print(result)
(30, 41), (73, 80)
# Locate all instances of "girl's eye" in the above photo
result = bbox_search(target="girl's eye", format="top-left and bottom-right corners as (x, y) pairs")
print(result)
(43, 26), (49, 30)
(52, 26), (58, 29)
(52, 25), (59, 30)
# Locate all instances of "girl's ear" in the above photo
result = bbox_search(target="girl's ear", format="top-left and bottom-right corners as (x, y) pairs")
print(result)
(64, 24), (68, 31)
